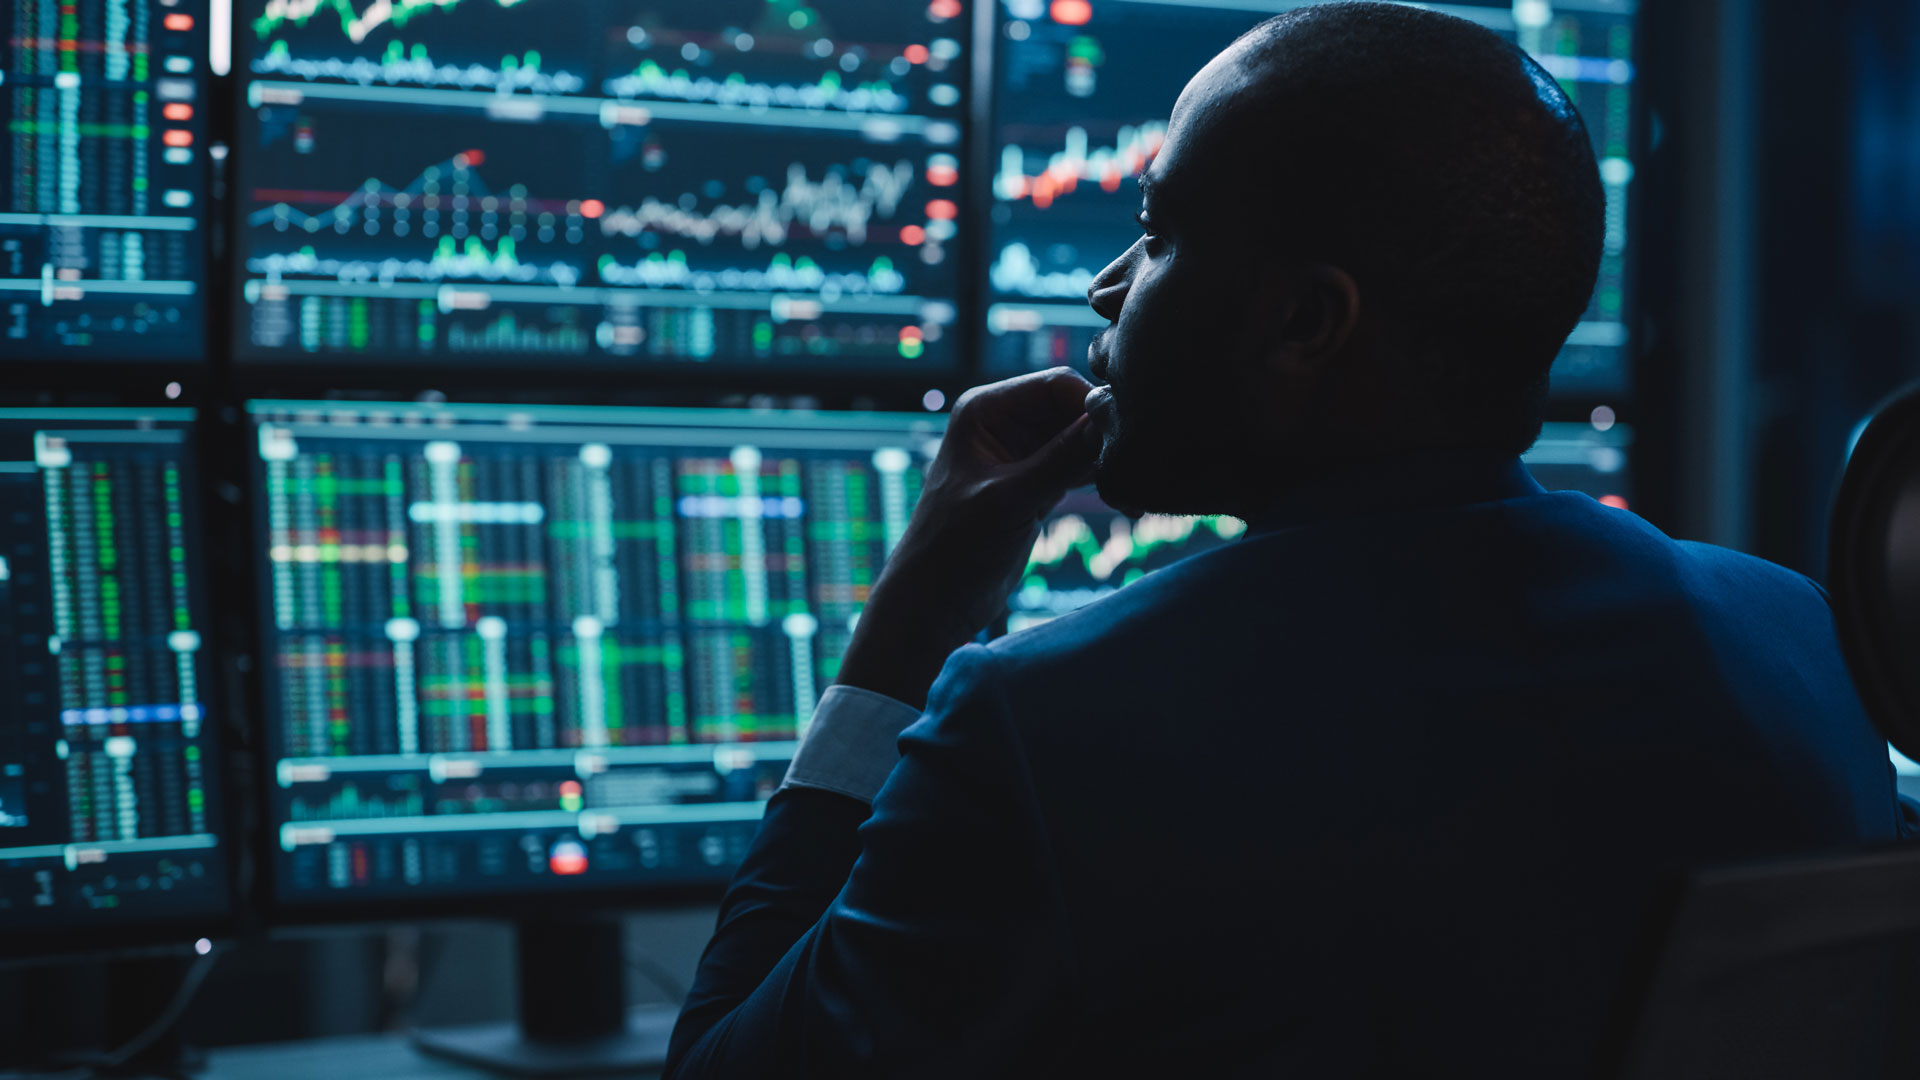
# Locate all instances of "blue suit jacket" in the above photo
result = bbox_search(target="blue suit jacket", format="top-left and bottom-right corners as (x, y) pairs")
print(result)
(666, 453), (1899, 1078)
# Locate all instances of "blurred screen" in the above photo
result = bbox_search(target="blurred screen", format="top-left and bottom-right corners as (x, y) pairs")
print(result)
(0, 409), (229, 932)
(1, 0), (210, 360)
(1013, 420), (1634, 628)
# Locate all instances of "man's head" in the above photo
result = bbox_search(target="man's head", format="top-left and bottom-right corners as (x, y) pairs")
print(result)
(1083, 1), (1604, 518)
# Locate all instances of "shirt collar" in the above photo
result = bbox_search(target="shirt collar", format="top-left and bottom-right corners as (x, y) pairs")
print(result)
(1239, 450), (1545, 536)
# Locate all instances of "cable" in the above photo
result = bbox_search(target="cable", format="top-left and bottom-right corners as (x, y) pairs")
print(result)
(0, 950), (220, 1080)
(91, 951), (219, 1074)
(626, 951), (687, 1005)
(404, 928), (456, 1028)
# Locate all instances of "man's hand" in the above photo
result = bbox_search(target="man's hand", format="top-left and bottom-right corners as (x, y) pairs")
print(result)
(835, 368), (1098, 709)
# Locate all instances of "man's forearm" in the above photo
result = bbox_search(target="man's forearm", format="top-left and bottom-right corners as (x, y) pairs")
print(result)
(832, 589), (972, 711)
(666, 786), (872, 1073)
(668, 686), (925, 1074)
(665, 647), (1066, 1078)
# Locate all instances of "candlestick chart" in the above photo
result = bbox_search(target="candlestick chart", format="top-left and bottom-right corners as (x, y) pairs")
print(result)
(251, 401), (942, 899)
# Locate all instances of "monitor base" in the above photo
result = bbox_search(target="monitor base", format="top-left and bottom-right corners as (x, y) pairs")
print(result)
(411, 1004), (677, 1077)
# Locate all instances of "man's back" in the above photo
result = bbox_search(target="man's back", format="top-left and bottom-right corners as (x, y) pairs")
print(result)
(977, 456), (1896, 1074)
(665, 8), (1898, 1073)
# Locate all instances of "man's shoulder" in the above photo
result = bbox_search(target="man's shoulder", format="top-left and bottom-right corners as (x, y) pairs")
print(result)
(977, 542), (1254, 702)
(1668, 536), (1832, 608)
(981, 492), (1614, 671)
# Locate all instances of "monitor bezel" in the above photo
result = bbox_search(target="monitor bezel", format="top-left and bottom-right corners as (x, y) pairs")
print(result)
(236, 397), (943, 926)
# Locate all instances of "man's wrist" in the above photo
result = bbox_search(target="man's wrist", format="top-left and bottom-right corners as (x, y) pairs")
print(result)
(834, 582), (974, 710)
(833, 636), (954, 712)
(782, 685), (922, 804)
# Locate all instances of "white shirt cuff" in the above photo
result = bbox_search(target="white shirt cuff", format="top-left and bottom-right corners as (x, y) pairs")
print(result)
(781, 685), (922, 804)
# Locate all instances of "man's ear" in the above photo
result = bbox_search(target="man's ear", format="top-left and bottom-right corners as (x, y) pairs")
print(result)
(1253, 263), (1362, 377)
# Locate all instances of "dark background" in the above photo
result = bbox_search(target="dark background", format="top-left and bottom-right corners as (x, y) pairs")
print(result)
(7, 0), (1920, 1057)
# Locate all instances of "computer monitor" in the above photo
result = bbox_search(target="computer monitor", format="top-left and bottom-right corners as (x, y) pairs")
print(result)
(0, 408), (229, 957)
(229, 0), (971, 374)
(0, 0), (211, 361)
(984, 0), (1636, 400)
(246, 400), (940, 908)
(1012, 420), (1635, 628)
(245, 399), (939, 1069)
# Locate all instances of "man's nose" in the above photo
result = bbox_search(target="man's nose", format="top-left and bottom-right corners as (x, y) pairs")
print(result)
(1086, 245), (1135, 322)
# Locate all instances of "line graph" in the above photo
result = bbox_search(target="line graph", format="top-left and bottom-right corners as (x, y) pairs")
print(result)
(595, 251), (905, 294)
(990, 243), (1096, 300)
(995, 123), (1165, 208)
(235, 0), (967, 366)
(248, 237), (584, 285)
(603, 62), (906, 114)
(1007, 511), (1242, 630)
(599, 160), (913, 248)
(248, 154), (580, 230)
(1027, 513), (1242, 583)
(252, 39), (587, 94)
(253, 0), (532, 45)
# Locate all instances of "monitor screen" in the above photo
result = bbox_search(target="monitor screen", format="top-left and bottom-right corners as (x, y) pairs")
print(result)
(231, 0), (970, 373)
(984, 0), (1635, 398)
(248, 401), (941, 904)
(0, 409), (229, 936)
(1012, 420), (1634, 628)
(1, 0), (210, 359)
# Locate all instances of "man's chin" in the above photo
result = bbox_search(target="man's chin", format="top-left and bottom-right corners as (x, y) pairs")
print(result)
(1091, 469), (1146, 519)
(1092, 448), (1200, 519)
(1093, 421), (1261, 518)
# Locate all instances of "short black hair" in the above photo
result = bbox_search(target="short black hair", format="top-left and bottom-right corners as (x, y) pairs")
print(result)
(1229, 2), (1605, 455)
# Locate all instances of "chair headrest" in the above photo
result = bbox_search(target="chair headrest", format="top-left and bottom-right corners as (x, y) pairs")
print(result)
(1830, 380), (1920, 760)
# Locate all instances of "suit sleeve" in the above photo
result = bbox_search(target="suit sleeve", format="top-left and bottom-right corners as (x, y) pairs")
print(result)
(664, 645), (1076, 1079)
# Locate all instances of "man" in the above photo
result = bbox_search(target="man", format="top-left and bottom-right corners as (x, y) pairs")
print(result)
(666, 4), (1898, 1076)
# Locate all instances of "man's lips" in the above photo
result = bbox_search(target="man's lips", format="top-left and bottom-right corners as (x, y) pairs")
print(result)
(1087, 339), (1106, 375)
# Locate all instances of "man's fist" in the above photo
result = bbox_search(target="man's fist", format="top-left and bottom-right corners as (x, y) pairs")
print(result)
(834, 368), (1098, 709)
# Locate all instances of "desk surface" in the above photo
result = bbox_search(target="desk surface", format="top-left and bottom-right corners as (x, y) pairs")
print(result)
(207, 1032), (664, 1080)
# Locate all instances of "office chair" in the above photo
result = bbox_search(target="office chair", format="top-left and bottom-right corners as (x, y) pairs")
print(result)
(1610, 380), (1920, 1080)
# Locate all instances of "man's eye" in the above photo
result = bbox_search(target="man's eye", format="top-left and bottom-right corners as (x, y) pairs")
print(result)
(1135, 215), (1164, 251)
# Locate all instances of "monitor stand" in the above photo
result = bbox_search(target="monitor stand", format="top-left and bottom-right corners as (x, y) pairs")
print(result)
(412, 916), (678, 1077)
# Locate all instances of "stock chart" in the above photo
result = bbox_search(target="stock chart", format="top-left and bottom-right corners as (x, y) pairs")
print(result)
(0, 410), (227, 925)
(1012, 420), (1635, 627)
(248, 401), (938, 897)
(1012, 491), (1240, 631)
(234, 0), (970, 371)
(1, 0), (209, 358)
(986, 0), (1636, 398)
